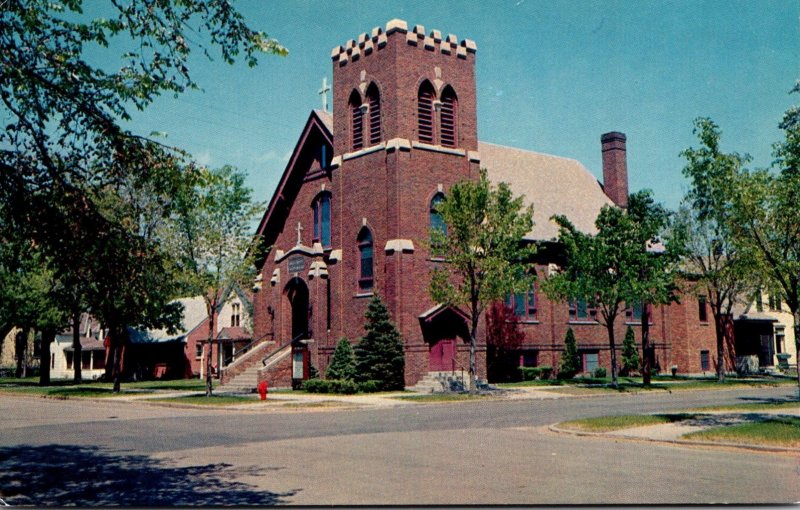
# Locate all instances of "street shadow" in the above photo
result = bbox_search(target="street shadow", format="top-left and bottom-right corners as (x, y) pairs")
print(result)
(0, 444), (298, 506)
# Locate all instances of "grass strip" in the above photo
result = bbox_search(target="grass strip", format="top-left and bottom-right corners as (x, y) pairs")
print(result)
(559, 414), (673, 432)
(393, 393), (492, 403)
(683, 400), (800, 413)
(682, 416), (800, 447)
(149, 394), (261, 406)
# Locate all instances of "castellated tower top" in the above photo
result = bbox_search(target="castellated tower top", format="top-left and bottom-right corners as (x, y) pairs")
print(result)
(331, 19), (477, 65)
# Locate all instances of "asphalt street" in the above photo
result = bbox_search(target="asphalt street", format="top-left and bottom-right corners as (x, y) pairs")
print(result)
(1, 386), (799, 505)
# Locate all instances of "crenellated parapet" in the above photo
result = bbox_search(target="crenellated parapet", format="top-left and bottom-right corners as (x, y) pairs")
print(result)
(331, 19), (477, 66)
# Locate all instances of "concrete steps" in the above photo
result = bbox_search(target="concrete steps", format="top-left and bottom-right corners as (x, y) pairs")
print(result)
(222, 340), (293, 392)
(407, 371), (467, 393)
(223, 364), (260, 393)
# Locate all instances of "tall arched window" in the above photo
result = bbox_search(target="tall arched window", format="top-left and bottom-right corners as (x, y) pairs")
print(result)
(357, 227), (374, 291)
(349, 90), (364, 151)
(430, 192), (446, 236)
(312, 193), (332, 248)
(417, 81), (435, 144)
(366, 83), (381, 146)
(440, 86), (458, 148)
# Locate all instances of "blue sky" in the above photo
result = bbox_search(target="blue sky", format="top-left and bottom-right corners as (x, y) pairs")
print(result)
(123, 1), (799, 213)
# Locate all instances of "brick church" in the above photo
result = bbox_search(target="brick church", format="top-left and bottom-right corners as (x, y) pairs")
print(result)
(231, 19), (718, 390)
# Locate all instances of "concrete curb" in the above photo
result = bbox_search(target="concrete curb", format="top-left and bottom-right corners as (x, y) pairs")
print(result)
(547, 423), (800, 454)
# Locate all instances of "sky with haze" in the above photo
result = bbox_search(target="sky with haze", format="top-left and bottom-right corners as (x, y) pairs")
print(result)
(118, 0), (799, 217)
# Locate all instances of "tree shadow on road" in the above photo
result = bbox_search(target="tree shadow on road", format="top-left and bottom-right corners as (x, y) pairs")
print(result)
(0, 444), (297, 506)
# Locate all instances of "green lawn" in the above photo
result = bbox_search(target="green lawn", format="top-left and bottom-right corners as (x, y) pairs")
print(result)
(497, 375), (793, 393)
(682, 416), (800, 448)
(683, 400), (800, 413)
(149, 394), (261, 406)
(393, 393), (492, 403)
(0, 376), (215, 397)
(558, 414), (674, 432)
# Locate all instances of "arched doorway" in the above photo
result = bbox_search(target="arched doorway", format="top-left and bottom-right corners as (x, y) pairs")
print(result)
(286, 277), (310, 341)
(285, 277), (310, 388)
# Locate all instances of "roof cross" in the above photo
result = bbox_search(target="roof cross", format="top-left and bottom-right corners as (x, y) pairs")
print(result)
(318, 77), (330, 112)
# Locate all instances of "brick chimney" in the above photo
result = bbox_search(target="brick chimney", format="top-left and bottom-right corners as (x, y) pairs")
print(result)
(601, 131), (629, 208)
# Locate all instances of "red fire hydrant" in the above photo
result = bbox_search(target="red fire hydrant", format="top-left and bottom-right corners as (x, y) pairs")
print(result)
(257, 380), (268, 401)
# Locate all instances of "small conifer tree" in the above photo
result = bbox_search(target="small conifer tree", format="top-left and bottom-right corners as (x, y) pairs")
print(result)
(326, 338), (356, 381)
(621, 326), (641, 376)
(559, 328), (581, 378)
(354, 295), (405, 391)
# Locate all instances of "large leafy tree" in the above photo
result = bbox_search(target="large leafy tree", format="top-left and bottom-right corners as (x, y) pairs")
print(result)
(0, 1), (285, 389)
(730, 88), (800, 395)
(544, 190), (680, 388)
(430, 169), (536, 394)
(679, 117), (753, 382)
(162, 165), (261, 396)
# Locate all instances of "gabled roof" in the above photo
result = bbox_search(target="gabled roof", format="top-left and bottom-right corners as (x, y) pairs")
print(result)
(253, 110), (333, 268)
(128, 296), (208, 344)
(217, 326), (251, 341)
(479, 141), (614, 242)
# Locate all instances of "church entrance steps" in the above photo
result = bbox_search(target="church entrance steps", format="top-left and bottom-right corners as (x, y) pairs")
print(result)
(407, 371), (467, 393)
(220, 339), (279, 392)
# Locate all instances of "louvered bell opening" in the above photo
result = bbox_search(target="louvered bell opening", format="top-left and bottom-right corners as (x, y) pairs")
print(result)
(368, 94), (381, 146)
(440, 94), (457, 147)
(352, 102), (364, 151)
(418, 89), (434, 144)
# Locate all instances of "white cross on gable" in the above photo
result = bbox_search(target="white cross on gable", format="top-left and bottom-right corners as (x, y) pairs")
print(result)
(318, 77), (330, 112)
(296, 222), (303, 246)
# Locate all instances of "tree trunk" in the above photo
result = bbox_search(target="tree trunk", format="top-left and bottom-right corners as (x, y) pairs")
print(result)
(714, 312), (725, 383)
(38, 327), (53, 386)
(469, 307), (479, 395)
(15, 328), (26, 378)
(206, 301), (215, 397)
(108, 323), (123, 393)
(607, 322), (618, 388)
(72, 311), (82, 383)
(641, 301), (651, 387)
(793, 307), (800, 400)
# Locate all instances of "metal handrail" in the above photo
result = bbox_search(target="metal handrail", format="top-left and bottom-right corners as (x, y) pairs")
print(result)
(261, 332), (305, 367)
(222, 336), (263, 367)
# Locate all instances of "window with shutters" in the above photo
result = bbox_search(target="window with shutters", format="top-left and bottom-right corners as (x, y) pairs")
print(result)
(417, 81), (435, 144)
(358, 227), (374, 291)
(349, 90), (363, 151)
(440, 86), (457, 147)
(366, 83), (381, 146)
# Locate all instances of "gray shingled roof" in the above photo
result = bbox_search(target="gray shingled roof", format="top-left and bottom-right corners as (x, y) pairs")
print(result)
(479, 141), (614, 241)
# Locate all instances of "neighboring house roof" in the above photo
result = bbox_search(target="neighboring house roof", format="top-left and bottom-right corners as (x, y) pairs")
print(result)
(129, 296), (208, 344)
(732, 301), (785, 323)
(217, 327), (251, 341)
(63, 338), (106, 352)
(479, 141), (614, 241)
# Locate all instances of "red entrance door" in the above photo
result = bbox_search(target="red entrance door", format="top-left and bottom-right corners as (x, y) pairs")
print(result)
(429, 339), (456, 371)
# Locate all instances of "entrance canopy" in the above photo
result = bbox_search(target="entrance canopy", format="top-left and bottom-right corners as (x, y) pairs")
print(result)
(418, 304), (469, 343)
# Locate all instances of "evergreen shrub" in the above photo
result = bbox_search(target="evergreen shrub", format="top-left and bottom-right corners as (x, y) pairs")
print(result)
(558, 328), (581, 379)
